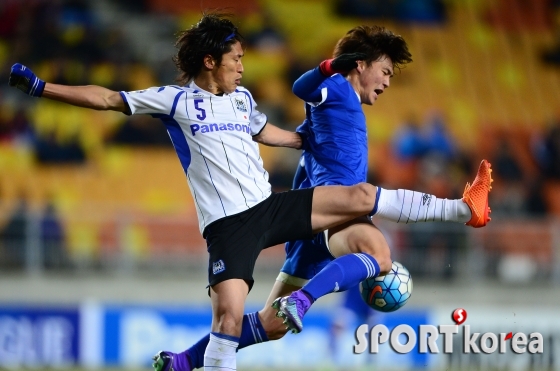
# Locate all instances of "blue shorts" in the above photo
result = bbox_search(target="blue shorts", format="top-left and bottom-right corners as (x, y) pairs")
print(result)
(280, 231), (334, 281)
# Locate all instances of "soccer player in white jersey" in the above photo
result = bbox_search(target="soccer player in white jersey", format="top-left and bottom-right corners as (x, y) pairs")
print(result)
(9, 13), (492, 371)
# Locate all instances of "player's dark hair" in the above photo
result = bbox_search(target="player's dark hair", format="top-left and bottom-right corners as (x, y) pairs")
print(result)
(333, 25), (412, 71)
(173, 12), (245, 85)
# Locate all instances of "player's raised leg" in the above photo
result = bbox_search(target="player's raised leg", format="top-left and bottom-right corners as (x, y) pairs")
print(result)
(309, 183), (379, 233)
(310, 160), (493, 233)
(371, 159), (493, 227)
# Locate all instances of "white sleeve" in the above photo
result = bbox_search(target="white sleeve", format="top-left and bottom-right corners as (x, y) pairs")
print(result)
(250, 109), (268, 136)
(240, 88), (268, 135)
(120, 86), (180, 116)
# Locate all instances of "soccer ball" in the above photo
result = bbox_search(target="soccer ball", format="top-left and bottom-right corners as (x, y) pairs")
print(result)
(359, 261), (413, 312)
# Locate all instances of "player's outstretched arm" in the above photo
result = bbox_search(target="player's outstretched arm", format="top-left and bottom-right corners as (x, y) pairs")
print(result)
(42, 83), (126, 112)
(253, 123), (305, 150)
(292, 52), (366, 102)
(8, 63), (127, 113)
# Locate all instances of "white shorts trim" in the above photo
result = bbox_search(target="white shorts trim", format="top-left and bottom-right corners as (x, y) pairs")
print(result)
(276, 272), (309, 287)
(323, 229), (331, 253)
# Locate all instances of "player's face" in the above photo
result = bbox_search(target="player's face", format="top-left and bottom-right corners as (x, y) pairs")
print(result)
(213, 41), (244, 94)
(357, 56), (393, 106)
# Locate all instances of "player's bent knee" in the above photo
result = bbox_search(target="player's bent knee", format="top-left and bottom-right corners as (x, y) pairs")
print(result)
(355, 243), (391, 275)
(351, 183), (376, 210)
(359, 250), (391, 275)
(345, 227), (390, 273)
(344, 236), (392, 275)
(215, 312), (243, 335)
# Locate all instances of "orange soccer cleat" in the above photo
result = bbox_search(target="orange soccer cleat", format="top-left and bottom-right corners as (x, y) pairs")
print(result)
(462, 159), (493, 228)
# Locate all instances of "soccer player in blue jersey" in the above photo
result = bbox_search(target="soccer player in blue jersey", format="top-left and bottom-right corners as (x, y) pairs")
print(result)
(274, 25), (492, 334)
(148, 24), (492, 371)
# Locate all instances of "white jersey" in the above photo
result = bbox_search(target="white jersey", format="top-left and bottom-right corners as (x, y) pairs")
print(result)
(120, 81), (272, 234)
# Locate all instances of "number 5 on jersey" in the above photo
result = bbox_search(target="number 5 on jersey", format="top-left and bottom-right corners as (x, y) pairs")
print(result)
(194, 99), (206, 120)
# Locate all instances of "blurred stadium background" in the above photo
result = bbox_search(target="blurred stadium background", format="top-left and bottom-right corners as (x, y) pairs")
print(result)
(0, 0), (560, 370)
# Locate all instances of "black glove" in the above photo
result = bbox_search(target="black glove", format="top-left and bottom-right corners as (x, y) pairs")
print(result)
(9, 63), (45, 97)
(319, 52), (367, 76)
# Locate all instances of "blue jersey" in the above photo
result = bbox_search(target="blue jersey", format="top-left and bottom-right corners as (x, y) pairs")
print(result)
(281, 68), (369, 280)
(296, 68), (368, 187)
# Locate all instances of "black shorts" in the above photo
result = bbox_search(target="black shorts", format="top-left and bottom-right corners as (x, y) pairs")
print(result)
(203, 187), (315, 290)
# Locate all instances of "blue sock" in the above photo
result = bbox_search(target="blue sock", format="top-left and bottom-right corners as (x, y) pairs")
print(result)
(238, 311), (269, 349)
(369, 186), (383, 216)
(302, 253), (380, 301)
(184, 312), (268, 369)
(182, 334), (207, 370)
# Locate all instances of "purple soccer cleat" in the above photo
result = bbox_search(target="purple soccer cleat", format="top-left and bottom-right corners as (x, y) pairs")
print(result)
(152, 350), (192, 371)
(271, 290), (312, 334)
